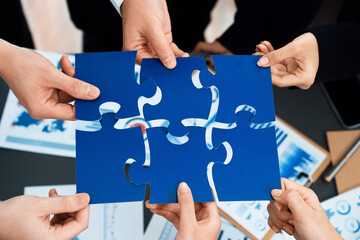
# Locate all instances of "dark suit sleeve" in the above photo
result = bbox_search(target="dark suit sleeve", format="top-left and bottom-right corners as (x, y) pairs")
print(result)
(216, 0), (322, 54)
(216, 0), (264, 54)
(308, 22), (360, 82)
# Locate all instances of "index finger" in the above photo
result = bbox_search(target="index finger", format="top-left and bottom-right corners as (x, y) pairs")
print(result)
(55, 205), (90, 240)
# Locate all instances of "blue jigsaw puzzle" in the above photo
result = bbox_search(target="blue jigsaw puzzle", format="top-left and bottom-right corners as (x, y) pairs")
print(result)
(210, 110), (281, 201)
(75, 51), (281, 204)
(128, 126), (227, 204)
(140, 57), (212, 137)
(198, 55), (275, 124)
(76, 112), (146, 204)
(75, 51), (156, 121)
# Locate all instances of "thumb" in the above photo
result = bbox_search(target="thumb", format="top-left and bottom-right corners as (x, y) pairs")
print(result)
(257, 42), (296, 67)
(38, 193), (90, 216)
(178, 182), (196, 227)
(271, 189), (309, 218)
(52, 72), (100, 100)
(146, 29), (176, 69)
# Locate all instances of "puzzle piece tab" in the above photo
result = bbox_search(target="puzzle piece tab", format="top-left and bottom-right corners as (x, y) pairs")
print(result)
(75, 51), (156, 121)
(211, 110), (281, 201)
(129, 126), (227, 204)
(199, 55), (275, 124)
(140, 57), (212, 137)
(76, 112), (146, 203)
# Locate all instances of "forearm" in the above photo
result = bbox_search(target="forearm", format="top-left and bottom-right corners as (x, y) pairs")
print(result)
(0, 39), (21, 87)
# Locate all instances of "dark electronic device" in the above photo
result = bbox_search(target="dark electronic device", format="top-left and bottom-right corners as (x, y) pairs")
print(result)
(321, 75), (360, 129)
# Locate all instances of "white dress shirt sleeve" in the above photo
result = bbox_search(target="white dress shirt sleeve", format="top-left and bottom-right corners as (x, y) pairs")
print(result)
(109, 0), (124, 16)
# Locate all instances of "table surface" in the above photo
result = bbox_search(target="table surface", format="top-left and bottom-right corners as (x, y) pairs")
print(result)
(0, 74), (358, 232)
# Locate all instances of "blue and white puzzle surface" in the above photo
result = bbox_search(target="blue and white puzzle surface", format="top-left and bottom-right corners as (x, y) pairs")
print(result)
(322, 186), (360, 239)
(75, 51), (281, 204)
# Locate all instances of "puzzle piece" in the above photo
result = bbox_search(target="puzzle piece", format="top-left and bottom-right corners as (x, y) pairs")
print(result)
(76, 112), (146, 203)
(128, 126), (227, 204)
(75, 51), (156, 121)
(198, 55), (275, 124)
(210, 110), (281, 201)
(140, 57), (212, 137)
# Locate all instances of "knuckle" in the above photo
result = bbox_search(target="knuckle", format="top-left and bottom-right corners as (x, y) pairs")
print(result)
(81, 221), (89, 231)
(291, 41), (301, 54)
(299, 84), (310, 90)
(61, 197), (74, 210)
(272, 50), (283, 62)
(263, 40), (272, 47)
(267, 203), (272, 212)
(275, 80), (287, 88)
(27, 106), (42, 119)
(306, 188), (318, 199)
(287, 190), (299, 200)
(71, 80), (81, 94)
(153, 44), (171, 56)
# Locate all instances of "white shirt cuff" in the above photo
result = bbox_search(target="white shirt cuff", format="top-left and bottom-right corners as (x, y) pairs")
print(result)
(110, 0), (124, 16)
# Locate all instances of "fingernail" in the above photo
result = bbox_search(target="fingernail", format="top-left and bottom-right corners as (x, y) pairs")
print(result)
(146, 204), (156, 209)
(179, 182), (190, 193)
(288, 220), (295, 225)
(283, 225), (293, 235)
(271, 225), (280, 233)
(257, 56), (269, 66)
(86, 85), (100, 98)
(164, 56), (176, 68)
(77, 193), (89, 204)
(271, 189), (283, 197)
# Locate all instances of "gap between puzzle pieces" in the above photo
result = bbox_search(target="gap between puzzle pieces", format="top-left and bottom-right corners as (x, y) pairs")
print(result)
(210, 110), (281, 201)
(127, 126), (228, 204)
(75, 51), (157, 121)
(75, 51), (280, 204)
(140, 57), (212, 138)
(76, 109), (280, 204)
(197, 55), (275, 125)
(76, 112), (146, 204)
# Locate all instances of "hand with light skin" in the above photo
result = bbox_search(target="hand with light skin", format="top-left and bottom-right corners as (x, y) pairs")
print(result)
(0, 189), (90, 240)
(0, 39), (100, 120)
(268, 178), (342, 240)
(121, 0), (189, 69)
(255, 33), (319, 90)
(146, 182), (221, 240)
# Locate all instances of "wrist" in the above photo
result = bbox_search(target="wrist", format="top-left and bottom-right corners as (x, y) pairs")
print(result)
(0, 39), (17, 78)
(0, 202), (8, 240)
